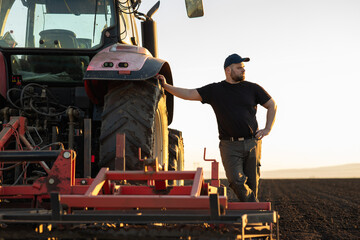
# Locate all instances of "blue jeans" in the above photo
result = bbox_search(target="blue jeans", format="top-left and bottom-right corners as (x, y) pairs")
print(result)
(219, 139), (261, 202)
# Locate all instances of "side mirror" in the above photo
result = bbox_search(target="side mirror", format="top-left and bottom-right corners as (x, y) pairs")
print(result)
(185, 0), (204, 18)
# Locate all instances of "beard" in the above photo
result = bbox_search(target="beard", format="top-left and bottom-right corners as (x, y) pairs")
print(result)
(231, 71), (245, 82)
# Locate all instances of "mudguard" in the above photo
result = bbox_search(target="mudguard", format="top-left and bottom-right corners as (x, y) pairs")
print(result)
(84, 43), (174, 124)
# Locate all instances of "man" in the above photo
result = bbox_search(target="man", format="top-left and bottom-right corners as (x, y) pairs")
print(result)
(156, 54), (277, 202)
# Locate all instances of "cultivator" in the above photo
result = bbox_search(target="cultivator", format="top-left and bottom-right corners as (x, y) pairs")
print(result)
(0, 119), (278, 239)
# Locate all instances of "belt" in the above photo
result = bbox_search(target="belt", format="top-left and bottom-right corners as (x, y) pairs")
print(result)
(221, 136), (254, 141)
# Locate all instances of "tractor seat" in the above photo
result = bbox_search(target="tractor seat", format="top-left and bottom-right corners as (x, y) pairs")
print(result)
(39, 29), (79, 49)
(29, 29), (83, 78)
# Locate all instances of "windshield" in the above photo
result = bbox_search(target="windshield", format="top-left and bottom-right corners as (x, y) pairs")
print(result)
(0, 0), (115, 49)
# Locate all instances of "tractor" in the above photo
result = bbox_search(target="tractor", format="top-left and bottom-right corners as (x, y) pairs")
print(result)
(0, 0), (202, 178)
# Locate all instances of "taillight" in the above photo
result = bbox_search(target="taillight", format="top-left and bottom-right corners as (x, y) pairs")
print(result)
(0, 52), (7, 100)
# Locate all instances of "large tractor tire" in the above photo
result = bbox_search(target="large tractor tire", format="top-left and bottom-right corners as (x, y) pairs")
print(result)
(168, 128), (184, 185)
(99, 79), (168, 170)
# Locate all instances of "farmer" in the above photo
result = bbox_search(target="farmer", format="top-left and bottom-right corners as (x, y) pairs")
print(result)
(156, 53), (277, 202)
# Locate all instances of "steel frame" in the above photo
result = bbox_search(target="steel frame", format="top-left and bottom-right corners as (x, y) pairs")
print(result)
(0, 127), (279, 239)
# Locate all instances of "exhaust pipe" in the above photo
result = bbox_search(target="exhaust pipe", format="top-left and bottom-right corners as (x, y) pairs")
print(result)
(141, 1), (160, 58)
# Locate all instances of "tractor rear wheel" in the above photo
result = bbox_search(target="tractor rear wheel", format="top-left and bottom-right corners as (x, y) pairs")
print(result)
(99, 79), (168, 170)
(168, 128), (184, 185)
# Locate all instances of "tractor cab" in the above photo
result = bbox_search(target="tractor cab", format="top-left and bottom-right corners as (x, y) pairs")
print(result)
(0, 0), (139, 86)
(0, 0), (203, 87)
(0, 0), (121, 49)
(0, 0), (144, 49)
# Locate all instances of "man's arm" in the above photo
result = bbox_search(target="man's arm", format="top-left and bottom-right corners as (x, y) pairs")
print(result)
(255, 98), (277, 140)
(156, 74), (202, 101)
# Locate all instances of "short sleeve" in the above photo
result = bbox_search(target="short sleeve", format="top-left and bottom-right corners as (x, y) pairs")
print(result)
(254, 84), (272, 105)
(196, 83), (216, 104)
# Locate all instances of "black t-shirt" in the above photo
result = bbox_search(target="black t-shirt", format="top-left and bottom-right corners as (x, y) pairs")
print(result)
(197, 80), (271, 139)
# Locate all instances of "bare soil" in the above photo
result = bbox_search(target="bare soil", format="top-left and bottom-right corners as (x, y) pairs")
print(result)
(1, 179), (358, 239)
(225, 178), (360, 240)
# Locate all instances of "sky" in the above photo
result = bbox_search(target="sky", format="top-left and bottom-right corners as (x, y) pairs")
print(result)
(138, 0), (360, 176)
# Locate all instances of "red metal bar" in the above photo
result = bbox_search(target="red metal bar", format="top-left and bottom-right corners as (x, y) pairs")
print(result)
(106, 170), (196, 181)
(60, 195), (228, 209)
(203, 148), (216, 163)
(211, 161), (220, 187)
(154, 180), (167, 190)
(0, 117), (21, 149)
(0, 185), (44, 196)
(191, 168), (203, 197)
(85, 168), (108, 196)
(0, 194), (37, 200)
(71, 152), (76, 186)
(17, 116), (26, 136)
(119, 186), (192, 195)
(71, 185), (92, 195)
(203, 148), (220, 187)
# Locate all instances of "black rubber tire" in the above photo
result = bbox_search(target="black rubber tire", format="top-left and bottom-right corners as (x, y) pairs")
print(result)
(99, 79), (168, 170)
(168, 128), (184, 185)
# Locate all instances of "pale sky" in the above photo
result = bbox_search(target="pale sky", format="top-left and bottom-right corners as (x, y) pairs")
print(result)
(138, 0), (360, 176)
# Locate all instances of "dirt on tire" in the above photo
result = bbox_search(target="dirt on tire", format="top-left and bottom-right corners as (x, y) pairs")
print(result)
(99, 79), (168, 170)
(224, 178), (360, 240)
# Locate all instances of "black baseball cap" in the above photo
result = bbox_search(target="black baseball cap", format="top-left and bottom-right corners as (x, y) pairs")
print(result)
(224, 54), (250, 69)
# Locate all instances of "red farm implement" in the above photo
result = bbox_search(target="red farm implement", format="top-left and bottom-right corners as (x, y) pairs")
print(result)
(0, 120), (278, 239)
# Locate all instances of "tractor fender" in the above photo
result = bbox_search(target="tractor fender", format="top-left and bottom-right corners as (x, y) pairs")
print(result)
(84, 43), (174, 124)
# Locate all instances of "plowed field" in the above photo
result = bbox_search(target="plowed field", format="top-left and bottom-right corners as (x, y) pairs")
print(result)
(1, 179), (358, 239)
(226, 178), (360, 240)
